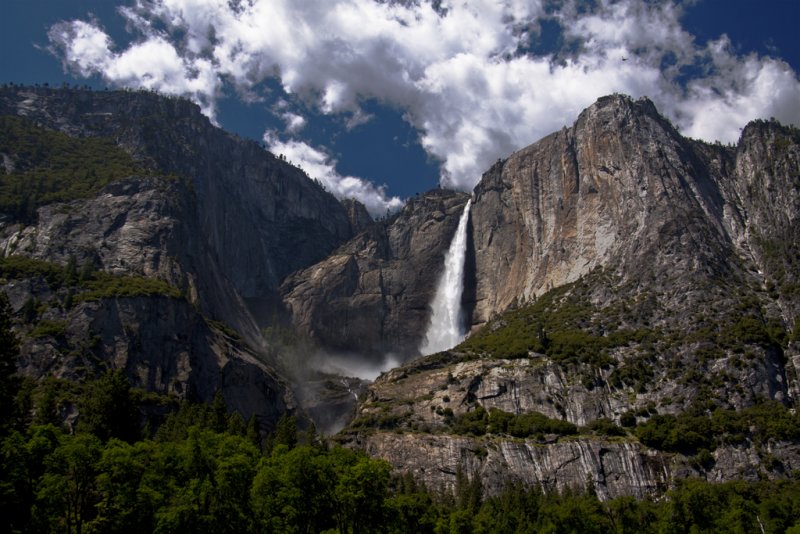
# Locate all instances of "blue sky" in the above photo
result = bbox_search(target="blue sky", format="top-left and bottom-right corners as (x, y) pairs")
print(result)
(2, 0), (799, 214)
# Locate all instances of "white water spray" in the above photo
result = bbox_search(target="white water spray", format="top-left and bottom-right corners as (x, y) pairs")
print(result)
(420, 199), (472, 355)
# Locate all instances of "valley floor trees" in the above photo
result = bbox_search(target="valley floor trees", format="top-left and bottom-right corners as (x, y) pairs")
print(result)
(2, 370), (800, 533)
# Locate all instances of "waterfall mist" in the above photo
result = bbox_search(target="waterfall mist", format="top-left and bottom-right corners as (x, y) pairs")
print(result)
(420, 199), (472, 355)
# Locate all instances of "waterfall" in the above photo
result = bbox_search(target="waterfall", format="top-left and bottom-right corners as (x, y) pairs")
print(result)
(420, 198), (472, 355)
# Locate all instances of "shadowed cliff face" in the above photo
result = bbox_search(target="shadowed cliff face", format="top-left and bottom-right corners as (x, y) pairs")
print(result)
(0, 175), (296, 431)
(0, 86), (359, 429)
(727, 121), (800, 321)
(4, 286), (294, 431)
(0, 86), (354, 302)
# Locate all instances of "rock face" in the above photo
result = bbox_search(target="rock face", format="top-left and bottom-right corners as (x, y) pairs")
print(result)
(340, 198), (374, 235)
(4, 283), (293, 429)
(469, 95), (799, 330)
(342, 340), (800, 499)
(282, 95), (799, 371)
(725, 120), (800, 321)
(356, 433), (670, 500)
(350, 431), (800, 501)
(472, 96), (714, 324)
(339, 96), (800, 497)
(0, 86), (360, 428)
(0, 86), (354, 304)
(281, 190), (470, 357)
(0, 175), (264, 346)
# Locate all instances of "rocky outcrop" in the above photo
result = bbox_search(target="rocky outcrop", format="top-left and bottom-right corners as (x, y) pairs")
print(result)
(471, 96), (723, 326)
(348, 431), (800, 501)
(341, 198), (374, 235)
(723, 121), (800, 321)
(356, 433), (669, 500)
(353, 351), (786, 432)
(294, 374), (369, 436)
(2, 279), (295, 431)
(281, 190), (470, 357)
(0, 175), (263, 349)
(342, 340), (799, 498)
(0, 171), (296, 429)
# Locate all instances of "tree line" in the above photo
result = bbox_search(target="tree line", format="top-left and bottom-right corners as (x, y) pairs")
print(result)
(1, 293), (800, 533)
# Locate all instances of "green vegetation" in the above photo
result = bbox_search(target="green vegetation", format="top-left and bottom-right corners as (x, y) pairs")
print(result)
(0, 293), (19, 432)
(0, 370), (400, 534)
(77, 370), (140, 442)
(583, 417), (626, 437)
(608, 358), (654, 392)
(74, 273), (182, 302)
(450, 406), (579, 439)
(0, 254), (65, 283)
(206, 319), (242, 341)
(634, 401), (800, 455)
(0, 254), (181, 302)
(0, 116), (145, 221)
(472, 478), (800, 534)
(350, 411), (406, 431)
(460, 273), (785, 366)
(4, 415), (800, 533)
(451, 265), (795, 419)
(29, 320), (67, 339)
(445, 400), (800, 455)
(459, 277), (654, 365)
(752, 231), (800, 303)
(450, 405), (489, 436)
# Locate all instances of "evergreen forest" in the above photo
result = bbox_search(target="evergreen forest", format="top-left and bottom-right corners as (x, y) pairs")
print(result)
(2, 293), (800, 533)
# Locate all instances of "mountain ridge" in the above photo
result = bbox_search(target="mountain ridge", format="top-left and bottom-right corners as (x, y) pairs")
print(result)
(0, 84), (364, 430)
(1, 85), (798, 498)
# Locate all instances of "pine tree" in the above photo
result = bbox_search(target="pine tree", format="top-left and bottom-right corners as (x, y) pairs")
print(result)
(0, 292), (20, 432)
(211, 390), (228, 433)
(246, 415), (262, 452)
(78, 370), (139, 442)
(273, 413), (297, 449)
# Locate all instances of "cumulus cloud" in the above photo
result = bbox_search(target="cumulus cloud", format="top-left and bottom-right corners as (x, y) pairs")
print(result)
(48, 19), (221, 117)
(49, 0), (800, 194)
(281, 112), (307, 134)
(263, 131), (403, 216)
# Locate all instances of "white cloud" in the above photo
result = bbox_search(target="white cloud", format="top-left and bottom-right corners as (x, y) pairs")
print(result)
(263, 131), (403, 217)
(281, 112), (306, 133)
(49, 0), (800, 193)
(48, 19), (113, 77)
(49, 19), (221, 117)
(676, 46), (800, 143)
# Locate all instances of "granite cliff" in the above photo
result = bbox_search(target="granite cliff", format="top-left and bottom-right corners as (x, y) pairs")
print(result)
(0, 86), (354, 311)
(468, 94), (799, 329)
(336, 95), (800, 497)
(0, 85), (359, 430)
